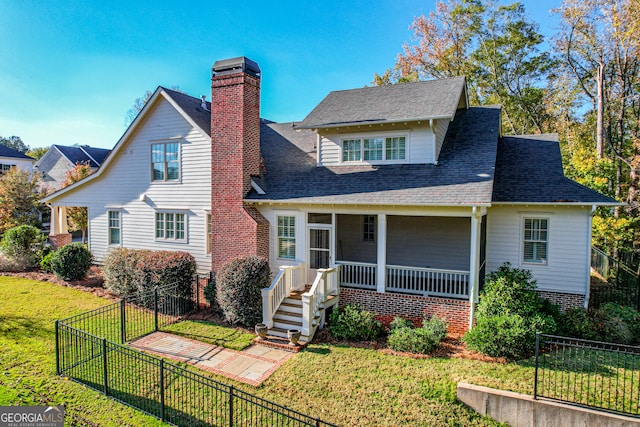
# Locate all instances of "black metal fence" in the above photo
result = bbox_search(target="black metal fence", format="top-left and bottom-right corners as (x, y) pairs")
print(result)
(534, 333), (640, 417)
(591, 246), (640, 310)
(55, 284), (339, 427)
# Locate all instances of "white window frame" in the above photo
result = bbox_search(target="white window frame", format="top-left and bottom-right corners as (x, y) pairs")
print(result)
(340, 131), (409, 164)
(107, 210), (121, 246)
(151, 141), (181, 182)
(0, 163), (14, 176)
(155, 210), (187, 242)
(522, 217), (549, 265)
(276, 214), (297, 260)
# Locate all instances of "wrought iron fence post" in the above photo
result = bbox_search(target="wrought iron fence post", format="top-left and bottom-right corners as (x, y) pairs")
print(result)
(534, 332), (540, 399)
(228, 385), (234, 427)
(102, 339), (109, 396)
(154, 287), (159, 332)
(120, 298), (126, 344)
(159, 359), (165, 422)
(54, 320), (60, 375)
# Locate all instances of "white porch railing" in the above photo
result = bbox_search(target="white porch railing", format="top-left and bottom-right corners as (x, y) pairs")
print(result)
(261, 263), (304, 328)
(335, 261), (377, 290)
(301, 265), (340, 337)
(386, 265), (469, 298)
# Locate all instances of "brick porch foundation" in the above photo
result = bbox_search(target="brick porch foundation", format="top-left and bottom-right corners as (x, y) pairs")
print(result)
(49, 233), (72, 249)
(339, 288), (470, 336)
(536, 290), (585, 311)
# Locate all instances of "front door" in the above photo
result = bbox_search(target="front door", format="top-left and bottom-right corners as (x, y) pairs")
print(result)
(308, 226), (332, 281)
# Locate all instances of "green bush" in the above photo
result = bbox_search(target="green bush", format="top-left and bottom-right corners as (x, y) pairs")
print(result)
(216, 256), (270, 326)
(40, 251), (57, 273)
(387, 315), (448, 354)
(0, 224), (47, 270)
(203, 275), (218, 310)
(103, 248), (196, 300)
(51, 243), (92, 281)
(594, 303), (640, 345)
(463, 263), (556, 360)
(327, 304), (385, 341)
(557, 307), (598, 340)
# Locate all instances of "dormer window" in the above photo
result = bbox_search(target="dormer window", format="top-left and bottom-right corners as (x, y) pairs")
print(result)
(341, 135), (407, 164)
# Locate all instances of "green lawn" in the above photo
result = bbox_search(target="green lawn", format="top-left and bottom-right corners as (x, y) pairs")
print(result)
(1, 275), (536, 426)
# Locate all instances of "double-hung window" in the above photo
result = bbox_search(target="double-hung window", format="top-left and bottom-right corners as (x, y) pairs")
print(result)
(363, 138), (383, 161)
(385, 137), (406, 160)
(523, 218), (548, 264)
(151, 142), (180, 181)
(155, 211), (186, 241)
(108, 210), (121, 245)
(277, 215), (296, 259)
(342, 139), (361, 162)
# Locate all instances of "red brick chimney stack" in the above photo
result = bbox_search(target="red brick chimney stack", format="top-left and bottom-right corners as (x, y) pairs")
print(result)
(210, 57), (269, 272)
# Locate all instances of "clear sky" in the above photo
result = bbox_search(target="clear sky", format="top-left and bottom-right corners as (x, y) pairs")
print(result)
(0, 0), (559, 149)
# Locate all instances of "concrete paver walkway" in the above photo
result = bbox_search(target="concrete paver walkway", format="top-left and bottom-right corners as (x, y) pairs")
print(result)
(130, 332), (293, 386)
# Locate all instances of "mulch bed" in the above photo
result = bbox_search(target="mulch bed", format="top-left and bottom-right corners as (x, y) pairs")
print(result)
(1, 268), (504, 362)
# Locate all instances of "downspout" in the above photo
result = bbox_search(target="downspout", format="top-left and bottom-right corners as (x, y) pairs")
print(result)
(585, 205), (597, 309)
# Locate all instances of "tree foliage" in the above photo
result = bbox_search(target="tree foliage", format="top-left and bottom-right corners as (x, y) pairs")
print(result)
(61, 163), (92, 242)
(0, 135), (29, 153)
(26, 147), (49, 161)
(0, 168), (46, 234)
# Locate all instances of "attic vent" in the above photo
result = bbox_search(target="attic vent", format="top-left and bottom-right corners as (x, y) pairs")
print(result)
(201, 96), (209, 111)
(212, 57), (261, 78)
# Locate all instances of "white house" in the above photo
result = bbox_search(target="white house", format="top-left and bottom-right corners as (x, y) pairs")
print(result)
(0, 144), (33, 175)
(43, 57), (618, 339)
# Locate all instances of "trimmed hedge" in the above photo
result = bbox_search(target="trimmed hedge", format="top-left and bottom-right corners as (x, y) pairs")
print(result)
(51, 243), (92, 281)
(216, 256), (270, 326)
(387, 315), (448, 354)
(327, 304), (385, 341)
(103, 248), (196, 300)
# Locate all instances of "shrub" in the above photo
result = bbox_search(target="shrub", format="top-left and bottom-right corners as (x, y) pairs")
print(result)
(594, 303), (640, 345)
(0, 224), (47, 270)
(557, 307), (598, 340)
(216, 256), (270, 326)
(463, 262), (557, 360)
(51, 243), (92, 281)
(327, 304), (385, 341)
(387, 315), (448, 354)
(103, 248), (196, 300)
(40, 251), (57, 273)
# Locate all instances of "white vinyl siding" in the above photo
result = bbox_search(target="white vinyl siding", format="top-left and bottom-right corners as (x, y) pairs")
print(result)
(486, 206), (591, 295)
(277, 215), (296, 259)
(108, 210), (121, 245)
(47, 96), (212, 273)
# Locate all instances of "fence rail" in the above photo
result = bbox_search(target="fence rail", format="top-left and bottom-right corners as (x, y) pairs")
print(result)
(56, 283), (339, 427)
(534, 333), (640, 417)
(591, 246), (640, 310)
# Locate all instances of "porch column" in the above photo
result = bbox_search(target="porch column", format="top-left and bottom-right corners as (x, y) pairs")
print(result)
(468, 207), (482, 329)
(50, 205), (69, 235)
(376, 214), (386, 293)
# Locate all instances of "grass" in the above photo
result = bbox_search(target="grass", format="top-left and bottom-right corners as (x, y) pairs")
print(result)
(162, 320), (254, 351)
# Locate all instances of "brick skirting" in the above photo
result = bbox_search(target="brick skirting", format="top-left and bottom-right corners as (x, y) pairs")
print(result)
(339, 288), (470, 336)
(49, 233), (72, 249)
(536, 290), (586, 311)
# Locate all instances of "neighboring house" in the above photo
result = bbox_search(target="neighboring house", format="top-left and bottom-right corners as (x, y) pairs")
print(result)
(43, 57), (618, 339)
(34, 144), (111, 189)
(0, 144), (33, 175)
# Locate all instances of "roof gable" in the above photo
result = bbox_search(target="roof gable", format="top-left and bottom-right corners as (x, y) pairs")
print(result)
(297, 77), (466, 129)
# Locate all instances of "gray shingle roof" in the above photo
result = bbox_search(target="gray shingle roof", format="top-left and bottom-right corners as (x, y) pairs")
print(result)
(0, 144), (33, 160)
(162, 87), (211, 135)
(248, 106), (500, 206)
(54, 145), (110, 168)
(297, 77), (466, 129)
(492, 135), (617, 204)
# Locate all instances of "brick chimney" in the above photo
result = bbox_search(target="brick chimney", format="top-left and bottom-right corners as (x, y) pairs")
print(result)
(210, 57), (269, 272)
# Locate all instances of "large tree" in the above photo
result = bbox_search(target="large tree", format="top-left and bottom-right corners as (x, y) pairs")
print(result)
(375, 0), (554, 135)
(0, 136), (29, 153)
(0, 168), (46, 233)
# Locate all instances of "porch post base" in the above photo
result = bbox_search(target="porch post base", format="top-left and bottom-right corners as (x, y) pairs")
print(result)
(49, 233), (72, 249)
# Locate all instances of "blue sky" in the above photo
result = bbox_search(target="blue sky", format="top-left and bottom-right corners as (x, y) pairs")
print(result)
(0, 0), (559, 149)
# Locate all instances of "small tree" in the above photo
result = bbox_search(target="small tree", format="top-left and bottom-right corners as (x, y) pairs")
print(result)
(61, 163), (92, 242)
(0, 224), (47, 270)
(0, 168), (46, 234)
(216, 256), (270, 326)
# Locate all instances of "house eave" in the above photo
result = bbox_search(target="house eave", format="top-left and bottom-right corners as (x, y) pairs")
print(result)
(491, 201), (623, 207)
(244, 198), (492, 208)
(295, 115), (453, 131)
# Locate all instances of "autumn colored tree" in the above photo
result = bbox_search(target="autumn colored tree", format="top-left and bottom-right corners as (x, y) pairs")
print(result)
(26, 146), (49, 161)
(0, 168), (46, 234)
(61, 163), (92, 243)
